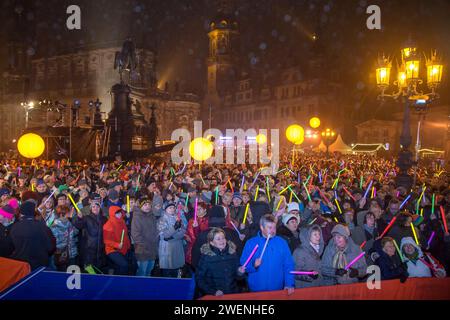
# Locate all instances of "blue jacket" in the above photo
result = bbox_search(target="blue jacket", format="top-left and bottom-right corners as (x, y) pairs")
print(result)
(240, 232), (295, 292)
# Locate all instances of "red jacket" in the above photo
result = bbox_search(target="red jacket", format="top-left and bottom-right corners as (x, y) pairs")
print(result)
(103, 206), (131, 256)
(185, 216), (209, 265)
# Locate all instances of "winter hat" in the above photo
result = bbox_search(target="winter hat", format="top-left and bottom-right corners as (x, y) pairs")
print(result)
(282, 213), (299, 227)
(201, 191), (213, 204)
(108, 189), (119, 200)
(232, 192), (243, 201)
(163, 201), (176, 211)
(331, 224), (351, 239)
(20, 201), (36, 217)
(0, 188), (10, 197)
(287, 202), (300, 213)
(0, 205), (14, 220)
(8, 198), (19, 210)
(36, 179), (45, 186)
(140, 197), (152, 207)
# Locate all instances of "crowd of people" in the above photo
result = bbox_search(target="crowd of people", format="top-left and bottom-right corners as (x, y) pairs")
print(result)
(0, 152), (448, 297)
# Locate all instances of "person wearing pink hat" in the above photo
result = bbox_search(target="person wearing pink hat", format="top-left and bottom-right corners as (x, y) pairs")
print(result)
(0, 205), (15, 257)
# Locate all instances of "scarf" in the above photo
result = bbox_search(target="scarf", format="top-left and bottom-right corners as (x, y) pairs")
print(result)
(310, 242), (320, 254)
(404, 249), (420, 263)
(363, 224), (375, 236)
(332, 246), (348, 270)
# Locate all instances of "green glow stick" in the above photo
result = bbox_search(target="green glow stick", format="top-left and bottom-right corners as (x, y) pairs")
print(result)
(288, 186), (301, 203)
(393, 239), (404, 262)
(431, 194), (435, 215)
(303, 182), (311, 202)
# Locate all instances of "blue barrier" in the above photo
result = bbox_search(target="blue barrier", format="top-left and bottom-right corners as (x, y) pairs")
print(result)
(0, 268), (195, 300)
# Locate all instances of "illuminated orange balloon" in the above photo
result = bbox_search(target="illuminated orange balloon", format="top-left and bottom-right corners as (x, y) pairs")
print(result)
(286, 125), (304, 144)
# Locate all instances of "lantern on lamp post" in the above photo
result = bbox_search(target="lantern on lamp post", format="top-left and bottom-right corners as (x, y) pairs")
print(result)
(375, 39), (444, 189)
(321, 128), (336, 155)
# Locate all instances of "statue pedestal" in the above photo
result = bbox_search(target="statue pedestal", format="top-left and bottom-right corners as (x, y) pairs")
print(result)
(107, 83), (133, 159)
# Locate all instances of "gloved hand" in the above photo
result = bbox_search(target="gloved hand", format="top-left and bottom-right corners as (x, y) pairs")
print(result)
(335, 268), (347, 276)
(174, 220), (182, 230)
(309, 273), (319, 280)
(349, 268), (359, 278)
(400, 273), (408, 283)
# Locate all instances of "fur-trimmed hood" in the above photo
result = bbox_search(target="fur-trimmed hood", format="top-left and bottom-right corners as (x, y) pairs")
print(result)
(200, 241), (237, 256)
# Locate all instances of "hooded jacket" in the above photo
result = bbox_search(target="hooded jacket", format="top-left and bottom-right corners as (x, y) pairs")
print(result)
(157, 212), (186, 269)
(400, 237), (432, 278)
(103, 206), (131, 256)
(185, 215), (209, 265)
(196, 241), (242, 296)
(131, 206), (159, 261)
(321, 235), (367, 285)
(240, 232), (295, 292)
(292, 225), (325, 288)
(372, 239), (408, 280)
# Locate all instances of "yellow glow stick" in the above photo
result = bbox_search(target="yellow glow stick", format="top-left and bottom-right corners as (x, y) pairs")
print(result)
(127, 195), (130, 213)
(31, 184), (35, 192)
(335, 199), (342, 214)
(289, 190), (293, 203)
(278, 184), (292, 195)
(242, 203), (250, 224)
(276, 198), (283, 211)
(67, 194), (80, 213)
(334, 217), (339, 223)
(411, 224), (419, 245)
(254, 185), (259, 201)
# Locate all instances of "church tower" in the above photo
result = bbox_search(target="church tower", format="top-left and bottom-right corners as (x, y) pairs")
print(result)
(206, 0), (239, 98)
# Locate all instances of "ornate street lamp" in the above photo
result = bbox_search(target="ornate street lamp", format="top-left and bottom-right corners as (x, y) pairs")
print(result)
(321, 128), (336, 155)
(375, 40), (443, 189)
(20, 101), (35, 128)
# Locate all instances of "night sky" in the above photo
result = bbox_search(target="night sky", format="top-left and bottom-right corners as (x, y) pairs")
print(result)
(1, 0), (449, 121)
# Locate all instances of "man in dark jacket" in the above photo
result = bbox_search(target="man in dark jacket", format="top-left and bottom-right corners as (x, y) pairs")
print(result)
(72, 200), (107, 272)
(9, 201), (56, 270)
(131, 197), (160, 276)
(247, 194), (271, 238)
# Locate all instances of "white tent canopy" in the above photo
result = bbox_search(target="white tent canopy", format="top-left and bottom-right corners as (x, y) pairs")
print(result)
(328, 134), (352, 154)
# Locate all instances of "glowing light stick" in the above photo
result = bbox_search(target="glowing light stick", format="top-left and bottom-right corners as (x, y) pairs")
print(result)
(194, 197), (198, 221)
(431, 194), (435, 215)
(308, 217), (318, 225)
(126, 195), (130, 214)
(399, 194), (412, 210)
(242, 203), (250, 224)
(343, 187), (356, 201)
(360, 241), (367, 249)
(215, 186), (219, 204)
(243, 244), (259, 267)
(254, 185), (259, 201)
(120, 229), (125, 246)
(344, 252), (365, 270)
(393, 239), (404, 262)
(363, 180), (373, 199)
(290, 271), (318, 275)
(288, 186), (301, 203)
(335, 199), (342, 214)
(411, 224), (419, 245)
(278, 184), (292, 195)
(360, 175), (363, 189)
(276, 198), (283, 211)
(303, 182), (311, 202)
(42, 189), (57, 207)
(230, 220), (242, 236)
(427, 231), (435, 248)
(67, 194), (80, 214)
(259, 234), (271, 259)
(377, 216), (397, 239)
(440, 206), (448, 233)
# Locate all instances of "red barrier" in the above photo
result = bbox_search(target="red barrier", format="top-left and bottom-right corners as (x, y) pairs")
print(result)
(200, 278), (450, 300)
(0, 257), (31, 292)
